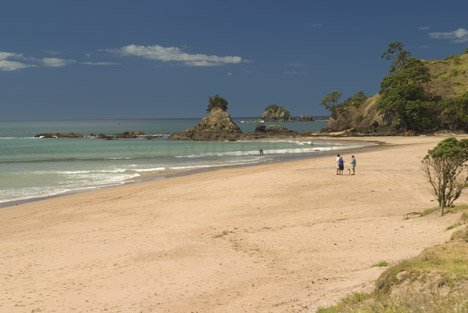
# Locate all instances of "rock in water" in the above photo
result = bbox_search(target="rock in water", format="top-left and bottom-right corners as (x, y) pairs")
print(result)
(170, 107), (242, 141)
(35, 132), (82, 138)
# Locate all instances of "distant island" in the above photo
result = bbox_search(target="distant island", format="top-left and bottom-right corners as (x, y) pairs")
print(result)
(167, 94), (300, 141)
(260, 104), (313, 121)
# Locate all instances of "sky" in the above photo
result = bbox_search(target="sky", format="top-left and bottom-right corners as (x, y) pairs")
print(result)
(1, 0), (467, 120)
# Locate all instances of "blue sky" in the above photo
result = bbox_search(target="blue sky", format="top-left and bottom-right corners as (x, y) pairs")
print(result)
(1, 0), (467, 120)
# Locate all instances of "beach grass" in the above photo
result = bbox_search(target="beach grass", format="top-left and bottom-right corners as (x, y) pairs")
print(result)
(420, 203), (468, 217)
(316, 222), (468, 313)
(372, 261), (390, 268)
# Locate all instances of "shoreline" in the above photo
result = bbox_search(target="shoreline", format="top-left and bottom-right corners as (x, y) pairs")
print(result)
(0, 137), (381, 210)
(1, 135), (466, 313)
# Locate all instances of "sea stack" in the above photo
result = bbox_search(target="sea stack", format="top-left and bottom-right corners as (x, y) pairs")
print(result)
(169, 107), (242, 141)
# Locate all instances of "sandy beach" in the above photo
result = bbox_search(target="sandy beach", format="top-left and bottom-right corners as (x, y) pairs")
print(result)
(0, 136), (466, 313)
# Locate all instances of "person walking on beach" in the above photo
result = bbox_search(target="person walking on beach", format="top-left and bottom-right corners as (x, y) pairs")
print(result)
(351, 155), (356, 175)
(336, 154), (340, 175)
(338, 156), (344, 175)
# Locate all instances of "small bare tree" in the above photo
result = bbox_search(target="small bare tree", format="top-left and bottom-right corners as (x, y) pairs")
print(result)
(422, 138), (468, 216)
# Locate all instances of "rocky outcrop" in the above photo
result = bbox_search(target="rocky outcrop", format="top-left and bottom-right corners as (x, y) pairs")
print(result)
(235, 123), (297, 139)
(296, 114), (314, 121)
(115, 130), (145, 138)
(35, 130), (163, 140)
(97, 130), (162, 140)
(98, 131), (143, 140)
(169, 108), (242, 141)
(254, 124), (295, 134)
(35, 132), (82, 138)
(324, 94), (391, 134)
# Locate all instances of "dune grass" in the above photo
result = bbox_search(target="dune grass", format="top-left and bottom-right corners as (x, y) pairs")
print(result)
(316, 216), (468, 313)
(372, 261), (390, 268)
(426, 53), (468, 97)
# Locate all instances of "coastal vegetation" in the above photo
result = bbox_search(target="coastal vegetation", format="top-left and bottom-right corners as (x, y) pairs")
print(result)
(372, 261), (390, 268)
(320, 91), (369, 132)
(320, 91), (342, 119)
(207, 94), (228, 112)
(322, 43), (468, 134)
(260, 104), (313, 121)
(422, 137), (468, 216)
(261, 104), (292, 121)
(316, 217), (468, 313)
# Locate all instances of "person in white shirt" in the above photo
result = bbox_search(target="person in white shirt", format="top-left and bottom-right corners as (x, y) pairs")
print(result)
(336, 154), (340, 175)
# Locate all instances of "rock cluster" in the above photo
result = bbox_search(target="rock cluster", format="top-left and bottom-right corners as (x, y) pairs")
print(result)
(35, 130), (163, 140)
(254, 124), (295, 134)
(35, 132), (82, 138)
(169, 108), (242, 141)
(97, 130), (148, 140)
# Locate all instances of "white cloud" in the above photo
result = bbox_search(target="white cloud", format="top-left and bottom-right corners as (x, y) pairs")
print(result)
(419, 26), (430, 31)
(111, 44), (243, 67)
(41, 57), (75, 67)
(429, 28), (468, 43)
(0, 52), (15, 60)
(312, 23), (323, 28)
(0, 52), (34, 71)
(0, 60), (33, 71)
(81, 61), (118, 66)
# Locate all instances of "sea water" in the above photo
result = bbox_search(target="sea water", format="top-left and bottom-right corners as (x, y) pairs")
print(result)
(0, 119), (369, 205)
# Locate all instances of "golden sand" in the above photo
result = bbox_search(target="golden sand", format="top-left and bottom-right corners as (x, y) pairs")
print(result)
(1, 136), (466, 313)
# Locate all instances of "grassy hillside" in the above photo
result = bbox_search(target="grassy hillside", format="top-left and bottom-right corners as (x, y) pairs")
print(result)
(316, 210), (468, 313)
(426, 53), (468, 98)
(326, 51), (468, 134)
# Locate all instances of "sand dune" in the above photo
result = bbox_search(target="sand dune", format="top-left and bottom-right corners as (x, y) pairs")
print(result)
(0, 136), (466, 313)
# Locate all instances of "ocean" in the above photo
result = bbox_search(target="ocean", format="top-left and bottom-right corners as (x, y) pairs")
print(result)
(0, 118), (370, 205)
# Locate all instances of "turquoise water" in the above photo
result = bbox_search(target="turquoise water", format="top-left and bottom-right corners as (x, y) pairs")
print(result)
(0, 118), (368, 205)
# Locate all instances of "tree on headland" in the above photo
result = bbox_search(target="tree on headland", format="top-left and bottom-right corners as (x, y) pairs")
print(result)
(207, 94), (228, 112)
(342, 91), (368, 108)
(381, 41), (411, 73)
(320, 91), (342, 117)
(320, 91), (368, 118)
(261, 104), (291, 121)
(422, 137), (468, 216)
(320, 42), (468, 134)
(378, 42), (436, 132)
(438, 92), (468, 132)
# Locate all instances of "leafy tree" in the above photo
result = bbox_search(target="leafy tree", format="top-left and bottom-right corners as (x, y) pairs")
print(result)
(261, 104), (291, 120)
(438, 93), (468, 132)
(207, 94), (228, 112)
(378, 44), (436, 132)
(381, 41), (412, 73)
(380, 58), (430, 94)
(422, 138), (468, 216)
(320, 91), (342, 117)
(342, 91), (368, 108)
